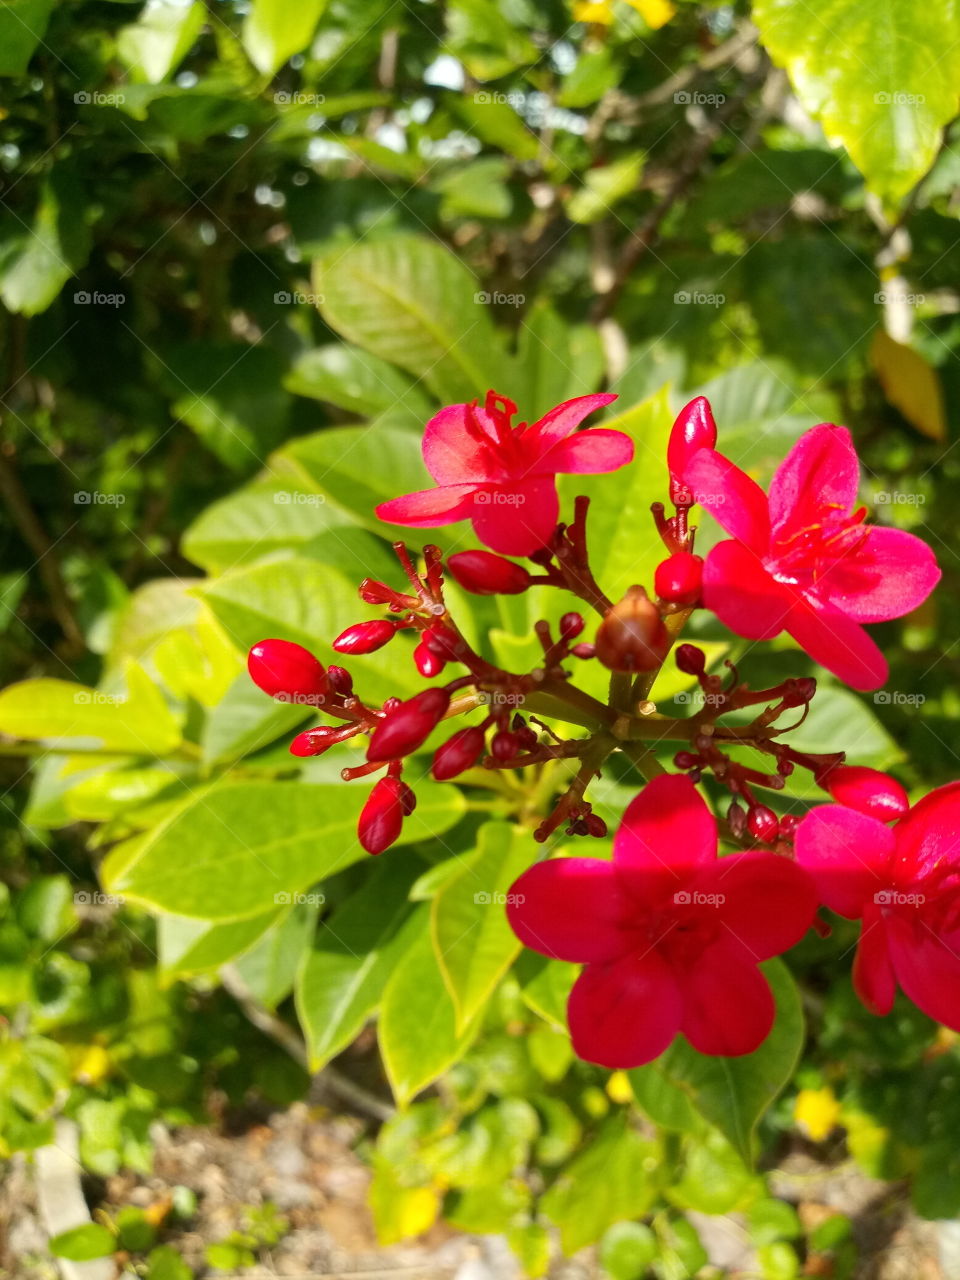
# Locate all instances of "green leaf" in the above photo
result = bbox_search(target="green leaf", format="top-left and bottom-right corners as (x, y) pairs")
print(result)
(105, 779), (465, 920)
(654, 959), (805, 1163)
(540, 1114), (659, 1254)
(517, 952), (575, 1029)
(283, 345), (432, 421)
(513, 303), (605, 421)
(448, 94), (539, 160)
(788, 684), (901, 771)
(566, 154), (643, 224)
(751, 0), (960, 203)
(234, 899), (318, 1008)
(379, 920), (482, 1105)
(314, 235), (513, 401)
(296, 853), (423, 1069)
(435, 157), (514, 221)
(0, 167), (91, 314)
(242, 0), (328, 74)
(117, 0), (205, 82)
(0, 0), (55, 76)
(159, 910), (282, 979)
(599, 1221), (659, 1280)
(49, 1223), (116, 1261)
(628, 1061), (698, 1131)
(0, 662), (181, 755)
(431, 822), (531, 1032)
(200, 673), (308, 767)
(559, 47), (619, 108)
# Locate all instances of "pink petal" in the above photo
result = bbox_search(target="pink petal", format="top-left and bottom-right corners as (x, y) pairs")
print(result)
(375, 484), (478, 527)
(784, 597), (887, 691)
(678, 939), (775, 1056)
(794, 804), (895, 919)
(889, 781), (960, 886)
(768, 425), (860, 541)
(422, 404), (507, 486)
(852, 904), (896, 1015)
(886, 911), (960, 1032)
(815, 525), (941, 623)
(613, 774), (717, 902)
(506, 858), (635, 964)
(469, 476), (559, 556)
(568, 949), (681, 1068)
(683, 448), (770, 554)
(527, 393), (618, 450)
(701, 540), (793, 640)
(691, 851), (817, 960)
(537, 428), (634, 476)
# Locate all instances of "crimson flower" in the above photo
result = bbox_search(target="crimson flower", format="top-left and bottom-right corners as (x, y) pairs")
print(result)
(684, 425), (940, 690)
(796, 784), (960, 1029)
(506, 774), (817, 1068)
(375, 390), (632, 556)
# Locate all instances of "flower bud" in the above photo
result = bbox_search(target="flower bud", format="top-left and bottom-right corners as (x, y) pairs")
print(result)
(367, 687), (451, 761)
(491, 729), (520, 762)
(414, 641), (445, 678)
(248, 639), (327, 701)
(817, 765), (909, 822)
(446, 550), (532, 596)
(289, 726), (343, 757)
(359, 578), (413, 608)
(584, 813), (607, 838)
(333, 619), (398, 655)
(327, 665), (353, 695)
(595, 587), (669, 674)
(747, 805), (780, 843)
(432, 726), (486, 780)
(398, 780), (417, 815)
(560, 612), (585, 639)
(571, 642), (596, 659)
(655, 552), (703, 606)
(780, 677), (817, 708)
(358, 777), (405, 855)
(424, 624), (462, 661)
(675, 643), (706, 676)
(674, 750), (700, 770)
(667, 396), (717, 480)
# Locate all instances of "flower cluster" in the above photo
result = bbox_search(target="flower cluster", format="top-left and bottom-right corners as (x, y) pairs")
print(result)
(248, 389), (951, 1068)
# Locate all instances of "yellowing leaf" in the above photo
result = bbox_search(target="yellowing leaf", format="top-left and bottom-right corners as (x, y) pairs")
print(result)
(794, 1086), (841, 1141)
(870, 329), (946, 441)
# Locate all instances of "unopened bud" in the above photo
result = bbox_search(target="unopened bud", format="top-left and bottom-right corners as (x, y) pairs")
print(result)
(446, 550), (532, 596)
(571, 643), (596, 659)
(817, 765), (909, 822)
(333, 619), (398, 655)
(424, 624), (462, 661)
(655, 552), (703, 606)
(248, 639), (327, 701)
(675, 643), (705, 676)
(414, 641), (445, 678)
(595, 587), (669, 674)
(560, 612), (585, 639)
(674, 750), (700, 770)
(584, 813), (607, 838)
(432, 726), (486, 780)
(667, 396), (717, 486)
(491, 729), (520, 762)
(289, 726), (342, 757)
(327, 665), (353, 695)
(358, 777), (405, 855)
(398, 780), (417, 815)
(746, 805), (780, 844)
(780, 677), (817, 708)
(367, 687), (451, 761)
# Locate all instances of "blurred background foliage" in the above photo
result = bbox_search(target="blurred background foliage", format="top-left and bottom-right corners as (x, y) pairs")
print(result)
(2, 0), (960, 1276)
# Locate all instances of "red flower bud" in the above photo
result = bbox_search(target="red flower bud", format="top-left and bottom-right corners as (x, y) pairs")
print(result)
(780, 814), (799, 837)
(327, 665), (353, 695)
(667, 396), (717, 478)
(398, 780), (417, 815)
(584, 813), (608, 838)
(780, 677), (817, 708)
(746, 805), (780, 844)
(446, 550), (532, 596)
(674, 750), (700, 769)
(675, 643), (706, 676)
(367, 688), (451, 761)
(289, 726), (344, 757)
(817, 765), (909, 822)
(414, 641), (445, 678)
(358, 777), (405, 855)
(333, 619), (398, 655)
(560, 612), (585, 639)
(424, 625), (462, 661)
(248, 639), (327, 702)
(432, 726), (486, 780)
(595, 587), (669, 674)
(655, 551), (703, 606)
(571, 642), (596, 659)
(491, 729), (520, 762)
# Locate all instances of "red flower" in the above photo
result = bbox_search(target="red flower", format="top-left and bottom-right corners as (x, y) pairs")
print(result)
(684, 425), (940, 690)
(375, 390), (631, 556)
(796, 784), (960, 1029)
(506, 774), (817, 1068)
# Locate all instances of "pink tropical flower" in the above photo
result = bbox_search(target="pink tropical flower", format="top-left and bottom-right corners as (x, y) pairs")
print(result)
(683, 425), (940, 691)
(506, 774), (817, 1068)
(796, 784), (960, 1029)
(375, 390), (632, 556)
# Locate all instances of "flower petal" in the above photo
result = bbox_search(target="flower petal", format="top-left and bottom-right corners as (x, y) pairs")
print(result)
(507, 858), (634, 963)
(613, 774), (717, 902)
(537, 428), (635, 476)
(889, 781), (960, 887)
(815, 526), (941, 623)
(678, 939), (775, 1056)
(794, 804), (895, 919)
(692, 851), (818, 960)
(375, 484), (479, 527)
(568, 950), (681, 1068)
(701, 540), (793, 640)
(527, 393), (619, 449)
(784, 598), (887, 691)
(886, 911), (960, 1032)
(683, 448), (770, 554)
(852, 904), (896, 1015)
(768, 424), (860, 541)
(469, 477), (559, 556)
(422, 404), (507, 486)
